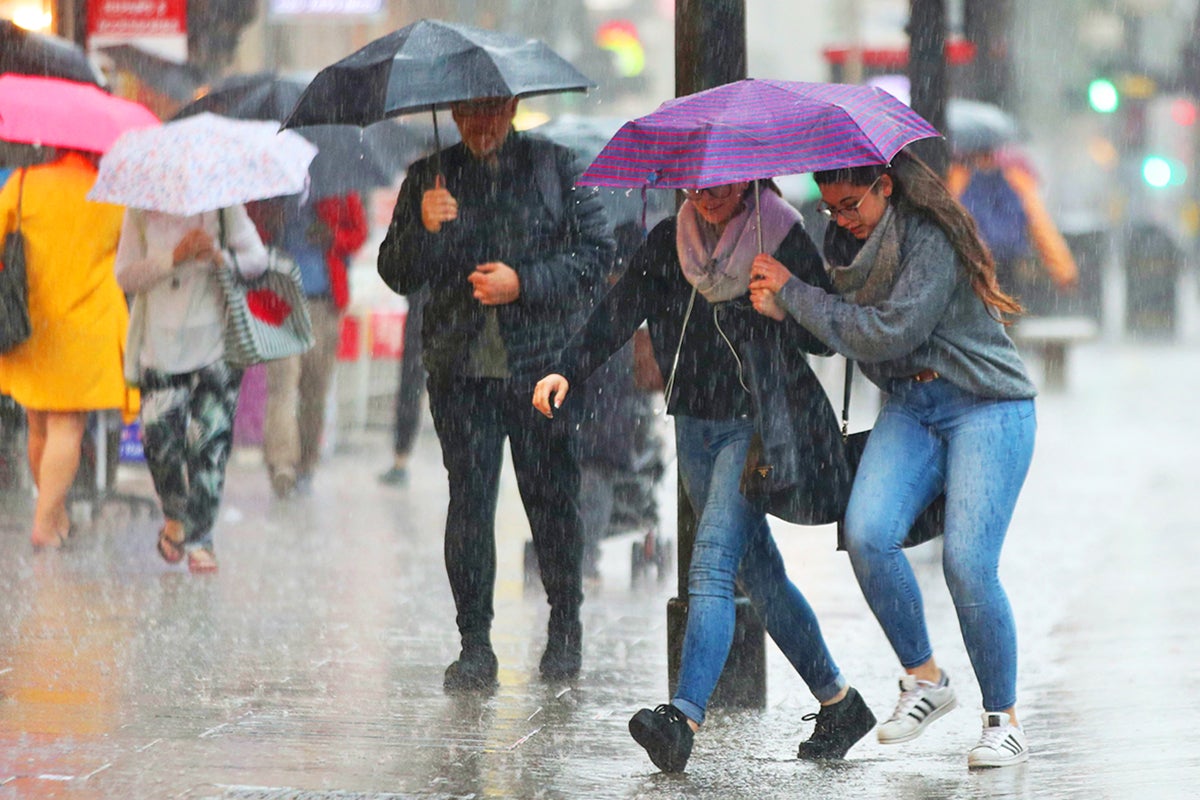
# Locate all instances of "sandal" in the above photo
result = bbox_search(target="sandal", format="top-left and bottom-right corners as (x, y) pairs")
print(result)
(187, 547), (219, 574)
(156, 522), (185, 564)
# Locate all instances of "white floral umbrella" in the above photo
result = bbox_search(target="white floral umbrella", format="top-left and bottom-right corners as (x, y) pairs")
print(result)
(89, 112), (318, 216)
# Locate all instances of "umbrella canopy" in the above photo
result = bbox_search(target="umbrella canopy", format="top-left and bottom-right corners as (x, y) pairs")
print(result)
(281, 18), (594, 130)
(175, 72), (424, 197)
(88, 113), (318, 216)
(579, 78), (941, 189)
(0, 74), (159, 153)
(98, 44), (204, 103)
(946, 98), (1019, 153)
(531, 115), (673, 230)
(0, 19), (104, 86)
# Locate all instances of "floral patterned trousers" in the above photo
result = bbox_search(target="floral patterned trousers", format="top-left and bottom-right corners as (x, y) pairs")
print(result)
(139, 361), (242, 550)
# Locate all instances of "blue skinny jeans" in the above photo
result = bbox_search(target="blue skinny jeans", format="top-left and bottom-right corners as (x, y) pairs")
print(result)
(842, 377), (1036, 712)
(671, 415), (846, 725)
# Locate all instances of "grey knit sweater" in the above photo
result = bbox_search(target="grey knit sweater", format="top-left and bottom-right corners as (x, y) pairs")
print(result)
(777, 213), (1037, 400)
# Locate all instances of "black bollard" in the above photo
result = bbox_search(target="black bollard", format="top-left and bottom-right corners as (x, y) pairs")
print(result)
(666, 0), (766, 710)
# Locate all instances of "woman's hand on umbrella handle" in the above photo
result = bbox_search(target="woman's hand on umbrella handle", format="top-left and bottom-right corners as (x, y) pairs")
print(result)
(422, 174), (458, 233)
(532, 374), (570, 419)
(749, 253), (792, 293)
(750, 287), (787, 320)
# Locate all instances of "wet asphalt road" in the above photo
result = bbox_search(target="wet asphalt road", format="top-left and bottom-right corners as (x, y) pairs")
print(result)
(0, 340), (1197, 800)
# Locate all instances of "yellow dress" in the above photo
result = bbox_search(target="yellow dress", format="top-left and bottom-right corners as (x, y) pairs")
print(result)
(0, 153), (128, 412)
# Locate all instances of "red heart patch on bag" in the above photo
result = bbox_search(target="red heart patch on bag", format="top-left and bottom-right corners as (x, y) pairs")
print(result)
(246, 288), (292, 326)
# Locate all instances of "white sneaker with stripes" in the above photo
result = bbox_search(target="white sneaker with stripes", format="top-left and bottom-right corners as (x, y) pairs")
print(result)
(876, 672), (958, 744)
(968, 712), (1029, 768)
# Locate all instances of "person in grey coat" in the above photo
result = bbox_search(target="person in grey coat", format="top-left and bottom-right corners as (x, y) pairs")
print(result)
(750, 149), (1037, 769)
(377, 96), (614, 692)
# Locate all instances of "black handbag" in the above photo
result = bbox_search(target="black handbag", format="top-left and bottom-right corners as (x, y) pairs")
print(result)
(738, 336), (851, 526)
(836, 361), (945, 550)
(0, 169), (31, 354)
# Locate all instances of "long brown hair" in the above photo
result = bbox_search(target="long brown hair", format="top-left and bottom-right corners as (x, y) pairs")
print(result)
(813, 149), (1023, 322)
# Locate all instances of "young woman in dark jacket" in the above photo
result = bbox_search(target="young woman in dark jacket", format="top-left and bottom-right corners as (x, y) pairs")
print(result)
(533, 182), (875, 773)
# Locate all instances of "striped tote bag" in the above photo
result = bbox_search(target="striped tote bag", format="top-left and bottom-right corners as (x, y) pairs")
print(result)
(217, 211), (314, 369)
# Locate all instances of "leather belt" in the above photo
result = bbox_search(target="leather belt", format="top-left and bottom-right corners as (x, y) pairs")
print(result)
(910, 368), (940, 383)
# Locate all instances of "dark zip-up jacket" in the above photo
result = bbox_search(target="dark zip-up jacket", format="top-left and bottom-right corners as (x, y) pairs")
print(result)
(377, 131), (614, 385)
(555, 216), (833, 420)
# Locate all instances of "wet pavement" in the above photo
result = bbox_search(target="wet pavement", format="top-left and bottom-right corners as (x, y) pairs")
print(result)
(0, 340), (1197, 799)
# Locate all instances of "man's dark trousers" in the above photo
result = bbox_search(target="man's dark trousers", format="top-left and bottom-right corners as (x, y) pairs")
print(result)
(427, 373), (584, 652)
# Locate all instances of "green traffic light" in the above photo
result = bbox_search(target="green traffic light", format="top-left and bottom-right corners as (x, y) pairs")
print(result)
(1088, 78), (1119, 113)
(1142, 156), (1186, 188)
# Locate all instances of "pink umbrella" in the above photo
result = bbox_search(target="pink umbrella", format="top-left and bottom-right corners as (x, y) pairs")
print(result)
(0, 74), (159, 153)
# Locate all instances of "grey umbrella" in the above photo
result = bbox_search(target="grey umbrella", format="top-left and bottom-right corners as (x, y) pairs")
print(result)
(280, 18), (594, 171)
(947, 98), (1019, 154)
(174, 72), (432, 198)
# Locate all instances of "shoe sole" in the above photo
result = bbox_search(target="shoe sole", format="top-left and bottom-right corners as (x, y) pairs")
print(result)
(877, 695), (958, 744)
(629, 714), (685, 773)
(968, 749), (1030, 769)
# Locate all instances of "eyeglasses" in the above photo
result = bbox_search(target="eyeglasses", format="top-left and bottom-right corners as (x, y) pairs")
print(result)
(451, 98), (512, 117)
(817, 174), (884, 221)
(682, 185), (735, 201)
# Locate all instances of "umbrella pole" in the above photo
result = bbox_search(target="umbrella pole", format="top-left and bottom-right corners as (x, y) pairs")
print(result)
(431, 105), (442, 177)
(754, 179), (763, 253)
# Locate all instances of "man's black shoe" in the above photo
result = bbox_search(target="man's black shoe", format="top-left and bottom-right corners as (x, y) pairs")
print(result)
(629, 704), (694, 773)
(539, 621), (582, 681)
(796, 686), (876, 760)
(443, 648), (498, 693)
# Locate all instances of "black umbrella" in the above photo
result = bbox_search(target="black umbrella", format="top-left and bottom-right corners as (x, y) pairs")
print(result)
(174, 72), (424, 197)
(0, 19), (104, 86)
(281, 18), (594, 169)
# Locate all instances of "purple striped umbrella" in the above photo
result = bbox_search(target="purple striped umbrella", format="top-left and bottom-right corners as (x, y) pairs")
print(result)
(579, 79), (941, 189)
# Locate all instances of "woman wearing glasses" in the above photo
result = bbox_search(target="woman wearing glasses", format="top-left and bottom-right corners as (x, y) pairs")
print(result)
(533, 181), (875, 773)
(749, 149), (1037, 769)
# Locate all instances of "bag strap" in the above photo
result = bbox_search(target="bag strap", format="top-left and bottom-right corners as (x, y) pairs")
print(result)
(217, 207), (245, 280)
(663, 284), (698, 409)
(841, 359), (855, 440)
(11, 168), (25, 234)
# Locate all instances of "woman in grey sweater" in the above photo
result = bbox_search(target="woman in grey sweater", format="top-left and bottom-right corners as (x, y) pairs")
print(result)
(749, 150), (1037, 769)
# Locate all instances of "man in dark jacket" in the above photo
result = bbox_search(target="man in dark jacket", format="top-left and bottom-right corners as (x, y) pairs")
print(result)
(378, 96), (614, 691)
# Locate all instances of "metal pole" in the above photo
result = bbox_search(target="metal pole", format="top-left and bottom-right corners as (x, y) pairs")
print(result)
(667, 0), (766, 710)
(907, 0), (950, 176)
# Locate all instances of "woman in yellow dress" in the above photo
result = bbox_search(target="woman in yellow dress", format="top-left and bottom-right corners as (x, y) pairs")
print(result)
(0, 151), (127, 548)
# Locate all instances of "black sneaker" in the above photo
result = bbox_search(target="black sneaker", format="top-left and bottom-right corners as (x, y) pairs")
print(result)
(629, 704), (694, 773)
(797, 686), (876, 760)
(539, 620), (582, 682)
(443, 648), (498, 693)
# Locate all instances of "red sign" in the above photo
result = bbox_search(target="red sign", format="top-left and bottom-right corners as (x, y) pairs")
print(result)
(88, 0), (187, 38)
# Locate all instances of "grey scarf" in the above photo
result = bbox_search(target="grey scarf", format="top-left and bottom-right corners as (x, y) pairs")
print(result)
(827, 205), (902, 306)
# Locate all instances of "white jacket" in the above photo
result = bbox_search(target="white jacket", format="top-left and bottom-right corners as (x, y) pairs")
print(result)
(115, 206), (267, 375)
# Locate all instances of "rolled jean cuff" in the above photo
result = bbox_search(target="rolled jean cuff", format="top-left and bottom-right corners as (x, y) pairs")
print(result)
(670, 697), (706, 727)
(811, 673), (849, 705)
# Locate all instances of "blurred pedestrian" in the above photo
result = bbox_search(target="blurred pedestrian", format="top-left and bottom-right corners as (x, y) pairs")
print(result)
(378, 96), (614, 690)
(247, 192), (368, 498)
(535, 181), (875, 773)
(750, 149), (1038, 768)
(378, 287), (427, 487)
(0, 150), (127, 549)
(948, 148), (1078, 300)
(116, 204), (268, 574)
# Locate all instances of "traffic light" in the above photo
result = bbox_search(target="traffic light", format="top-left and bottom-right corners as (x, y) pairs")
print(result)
(1088, 77), (1120, 113)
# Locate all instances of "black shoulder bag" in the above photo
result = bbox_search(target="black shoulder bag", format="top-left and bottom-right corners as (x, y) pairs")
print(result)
(0, 168), (32, 353)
